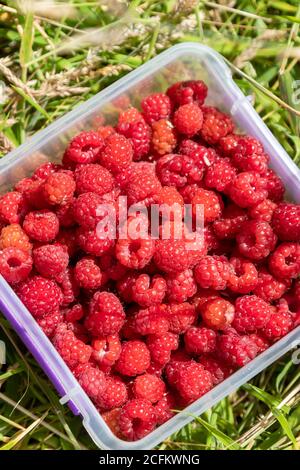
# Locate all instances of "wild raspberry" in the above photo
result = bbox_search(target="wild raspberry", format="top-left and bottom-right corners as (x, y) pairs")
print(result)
(184, 326), (217, 355)
(97, 376), (128, 410)
(37, 309), (63, 338)
(43, 171), (75, 206)
(74, 257), (102, 289)
(85, 291), (125, 337)
(33, 162), (61, 180)
(217, 331), (259, 367)
(33, 244), (69, 280)
(200, 297), (235, 330)
(213, 204), (247, 240)
(0, 191), (27, 224)
(262, 169), (285, 202)
(147, 332), (179, 366)
(269, 243), (300, 280)
(125, 166), (161, 205)
(132, 374), (166, 403)
(173, 103), (203, 136)
(179, 139), (217, 167)
(191, 188), (222, 223)
(156, 153), (204, 188)
(205, 157), (237, 192)
(134, 305), (169, 336)
(102, 408), (123, 439)
(155, 392), (176, 425)
(157, 186), (184, 220)
(57, 267), (79, 306)
(92, 335), (121, 367)
(173, 361), (213, 404)
(218, 133), (239, 155)
(118, 107), (144, 125)
(249, 333), (270, 353)
(231, 136), (269, 174)
(249, 199), (277, 222)
(254, 268), (289, 302)
(74, 363), (106, 401)
(23, 210), (59, 242)
(194, 255), (231, 290)
(154, 238), (194, 274)
(200, 107), (234, 145)
(151, 119), (177, 156)
(166, 269), (197, 302)
(165, 350), (191, 387)
(141, 93), (171, 124)
(53, 323), (91, 368)
(63, 131), (104, 164)
(119, 398), (156, 441)
(233, 295), (273, 333)
(131, 274), (166, 307)
(198, 355), (231, 385)
(73, 192), (103, 229)
(272, 203), (300, 242)
(63, 303), (84, 323)
(100, 133), (133, 173)
(230, 172), (268, 209)
(227, 257), (258, 294)
(237, 220), (277, 260)
(0, 247), (32, 285)
(75, 164), (114, 196)
(116, 340), (151, 376)
(167, 80), (207, 106)
(0, 223), (32, 252)
(17, 275), (63, 318)
(116, 235), (155, 270)
(263, 299), (293, 340)
(168, 302), (196, 334)
(117, 120), (151, 161)
(76, 226), (114, 257)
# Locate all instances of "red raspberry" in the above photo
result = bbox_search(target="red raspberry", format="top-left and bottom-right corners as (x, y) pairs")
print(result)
(167, 80), (207, 106)
(98, 252), (127, 281)
(97, 125), (115, 140)
(262, 169), (285, 202)
(85, 291), (125, 337)
(168, 302), (196, 334)
(57, 267), (79, 306)
(131, 274), (166, 307)
(249, 199), (277, 222)
(43, 171), (75, 206)
(63, 303), (84, 323)
(36, 309), (63, 338)
(179, 139), (217, 167)
(97, 376), (128, 410)
(233, 295), (273, 333)
(141, 93), (171, 124)
(116, 340), (151, 376)
(156, 153), (204, 188)
(55, 228), (77, 257)
(227, 257), (258, 294)
(205, 157), (237, 192)
(173, 103), (203, 136)
(17, 275), (63, 318)
(53, 323), (91, 369)
(269, 243), (300, 280)
(101, 408), (123, 439)
(74, 257), (102, 289)
(74, 363), (106, 401)
(228, 171), (268, 208)
(200, 106), (234, 145)
(67, 321), (88, 343)
(231, 136), (269, 174)
(249, 333), (270, 353)
(151, 119), (177, 156)
(75, 164), (114, 196)
(119, 398), (156, 441)
(172, 361), (213, 404)
(23, 210), (59, 242)
(132, 373), (165, 403)
(73, 192), (104, 229)
(272, 203), (300, 242)
(117, 120), (151, 161)
(0, 191), (27, 224)
(56, 200), (75, 228)
(217, 331), (259, 367)
(116, 235), (155, 270)
(147, 332), (179, 366)
(184, 326), (217, 355)
(125, 166), (161, 205)
(155, 392), (176, 424)
(213, 204), (247, 240)
(254, 268), (289, 302)
(63, 131), (104, 164)
(218, 133), (239, 155)
(15, 177), (47, 209)
(118, 107), (143, 124)
(92, 335), (121, 367)
(100, 133), (133, 173)
(76, 226), (114, 257)
(146, 361), (164, 377)
(194, 255), (231, 290)
(33, 162), (61, 180)
(33, 244), (69, 280)
(157, 186), (184, 220)
(263, 299), (293, 340)
(154, 238), (196, 274)
(0, 247), (32, 284)
(237, 220), (277, 260)
(116, 271), (137, 303)
(191, 188), (222, 223)
(133, 305), (169, 336)
(0, 224), (32, 252)
(198, 355), (231, 385)
(200, 297), (235, 330)
(166, 269), (197, 302)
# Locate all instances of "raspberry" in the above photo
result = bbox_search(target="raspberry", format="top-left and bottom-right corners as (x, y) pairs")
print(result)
(132, 374), (165, 403)
(116, 271), (137, 303)
(63, 303), (84, 323)
(76, 226), (114, 257)
(205, 157), (237, 192)
(131, 274), (166, 307)
(237, 220), (277, 260)
(156, 153), (204, 188)
(200, 106), (234, 145)
(125, 166), (161, 205)
(75, 164), (114, 196)
(116, 235), (155, 270)
(116, 340), (151, 376)
(172, 361), (213, 404)
(36, 309), (63, 338)
(57, 267), (79, 306)
(198, 355), (231, 385)
(117, 120), (151, 161)
(233, 295), (273, 333)
(0, 191), (27, 224)
(73, 192), (104, 229)
(167, 80), (207, 106)
(184, 326), (217, 355)
(74, 363), (106, 401)
(55, 228), (77, 257)
(262, 169), (285, 202)
(254, 268), (289, 302)
(97, 376), (128, 410)
(85, 292), (125, 337)
(194, 255), (231, 290)
(97, 125), (115, 140)
(98, 253), (127, 281)
(74, 257), (102, 289)
(56, 200), (75, 228)
(213, 204), (247, 240)
(43, 171), (75, 206)
(33, 244), (69, 279)
(0, 224), (32, 252)
(227, 257), (258, 294)
(165, 350), (191, 387)
(191, 188), (222, 223)
(228, 171), (267, 208)
(248, 199), (277, 222)
(154, 238), (194, 274)
(218, 133), (239, 155)
(155, 392), (176, 424)
(200, 297), (235, 330)
(168, 302), (196, 335)
(92, 335), (121, 367)
(269, 243), (300, 280)
(263, 299), (293, 340)
(166, 269), (197, 302)
(141, 93), (171, 124)
(17, 275), (63, 318)
(231, 136), (269, 174)
(63, 131), (104, 164)
(249, 333), (270, 353)
(0, 247), (32, 284)
(147, 332), (179, 366)
(102, 408), (123, 439)
(217, 331), (259, 367)
(33, 162), (61, 180)
(179, 139), (217, 167)
(118, 107), (144, 124)
(157, 186), (184, 220)
(23, 210), (59, 242)
(272, 203), (300, 242)
(119, 398), (156, 441)
(53, 323), (91, 369)
(100, 133), (133, 173)
(133, 305), (169, 336)
(151, 119), (177, 156)
(173, 103), (203, 136)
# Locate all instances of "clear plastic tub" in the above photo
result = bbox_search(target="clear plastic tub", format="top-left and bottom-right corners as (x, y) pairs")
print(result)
(0, 43), (300, 450)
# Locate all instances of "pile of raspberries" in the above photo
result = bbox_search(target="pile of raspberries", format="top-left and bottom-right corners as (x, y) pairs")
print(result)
(0, 79), (300, 442)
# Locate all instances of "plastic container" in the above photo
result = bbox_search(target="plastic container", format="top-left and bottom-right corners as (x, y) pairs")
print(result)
(1, 43), (300, 450)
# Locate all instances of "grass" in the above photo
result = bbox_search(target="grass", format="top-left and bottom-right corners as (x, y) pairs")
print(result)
(0, 0), (300, 450)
